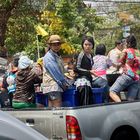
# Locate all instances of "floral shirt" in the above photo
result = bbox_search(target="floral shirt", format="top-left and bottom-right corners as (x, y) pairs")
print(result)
(119, 48), (140, 81)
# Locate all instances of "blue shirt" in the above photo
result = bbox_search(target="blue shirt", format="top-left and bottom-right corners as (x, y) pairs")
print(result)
(43, 50), (67, 88)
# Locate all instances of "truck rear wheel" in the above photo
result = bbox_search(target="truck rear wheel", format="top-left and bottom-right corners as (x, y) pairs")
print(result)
(111, 126), (139, 140)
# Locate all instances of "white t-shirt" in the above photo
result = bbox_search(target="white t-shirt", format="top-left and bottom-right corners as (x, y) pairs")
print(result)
(107, 47), (123, 73)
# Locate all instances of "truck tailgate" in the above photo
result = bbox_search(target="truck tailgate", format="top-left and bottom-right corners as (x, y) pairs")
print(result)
(6, 109), (67, 139)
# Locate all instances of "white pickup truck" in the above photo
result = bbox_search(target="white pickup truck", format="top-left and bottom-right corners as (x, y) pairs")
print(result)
(3, 90), (140, 140)
(1, 73), (140, 140)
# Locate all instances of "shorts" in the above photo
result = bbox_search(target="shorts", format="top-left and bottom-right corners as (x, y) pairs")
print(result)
(110, 74), (139, 100)
(92, 77), (108, 88)
(47, 91), (62, 101)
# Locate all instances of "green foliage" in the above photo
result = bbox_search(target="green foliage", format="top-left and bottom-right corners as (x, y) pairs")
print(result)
(116, 3), (140, 49)
(94, 3), (140, 51)
(1, 0), (140, 59)
(54, 0), (103, 53)
(0, 0), (12, 7)
(4, 0), (38, 57)
(0, 0), (104, 58)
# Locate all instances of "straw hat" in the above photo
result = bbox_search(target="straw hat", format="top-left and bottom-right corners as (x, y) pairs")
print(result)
(47, 35), (63, 44)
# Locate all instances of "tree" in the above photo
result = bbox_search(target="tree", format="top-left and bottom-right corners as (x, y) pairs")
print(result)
(0, 0), (48, 59)
(117, 3), (140, 48)
(52, 0), (103, 53)
(0, 0), (20, 57)
(92, 2), (140, 51)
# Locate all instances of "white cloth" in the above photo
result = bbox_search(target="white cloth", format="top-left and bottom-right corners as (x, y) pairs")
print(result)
(18, 56), (32, 69)
(108, 47), (123, 73)
(74, 78), (91, 89)
(108, 47), (122, 65)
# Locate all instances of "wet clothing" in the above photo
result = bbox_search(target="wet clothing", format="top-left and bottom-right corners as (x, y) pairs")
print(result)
(13, 68), (41, 106)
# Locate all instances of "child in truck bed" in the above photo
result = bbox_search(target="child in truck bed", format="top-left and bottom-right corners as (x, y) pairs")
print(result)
(91, 44), (112, 102)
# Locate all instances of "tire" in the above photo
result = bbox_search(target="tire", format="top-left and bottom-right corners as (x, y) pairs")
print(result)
(111, 128), (139, 140)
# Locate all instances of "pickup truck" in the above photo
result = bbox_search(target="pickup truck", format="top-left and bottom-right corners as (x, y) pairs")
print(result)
(3, 94), (140, 140)
(2, 73), (140, 140)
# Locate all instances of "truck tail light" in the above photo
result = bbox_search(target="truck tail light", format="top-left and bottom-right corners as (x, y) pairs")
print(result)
(66, 115), (82, 140)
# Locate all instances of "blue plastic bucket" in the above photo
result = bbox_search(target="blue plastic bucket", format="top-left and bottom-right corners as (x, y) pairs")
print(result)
(62, 87), (78, 107)
(35, 92), (48, 107)
(92, 87), (106, 104)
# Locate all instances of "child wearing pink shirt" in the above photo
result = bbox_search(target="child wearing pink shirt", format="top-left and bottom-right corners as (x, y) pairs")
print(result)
(91, 44), (112, 103)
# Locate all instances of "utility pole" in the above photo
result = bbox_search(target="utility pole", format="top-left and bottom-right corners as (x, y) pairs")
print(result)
(36, 35), (40, 59)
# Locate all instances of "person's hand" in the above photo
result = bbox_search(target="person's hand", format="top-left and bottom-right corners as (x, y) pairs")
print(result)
(62, 84), (68, 91)
(65, 70), (75, 80)
(90, 70), (98, 77)
(69, 70), (75, 77)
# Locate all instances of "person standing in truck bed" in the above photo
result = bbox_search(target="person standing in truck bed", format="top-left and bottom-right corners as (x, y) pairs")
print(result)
(42, 35), (69, 107)
(12, 56), (41, 109)
(109, 34), (140, 102)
